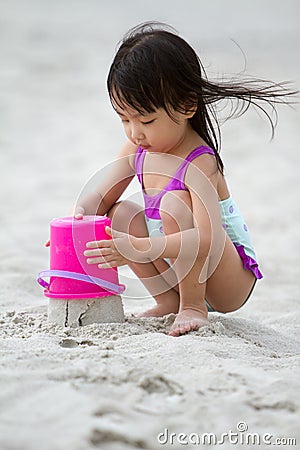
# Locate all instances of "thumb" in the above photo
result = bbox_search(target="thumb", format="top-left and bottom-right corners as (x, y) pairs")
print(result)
(105, 226), (123, 239)
(73, 206), (85, 219)
(105, 226), (113, 237)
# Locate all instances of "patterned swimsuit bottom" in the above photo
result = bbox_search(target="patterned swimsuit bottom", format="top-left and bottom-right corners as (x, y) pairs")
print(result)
(135, 145), (263, 311)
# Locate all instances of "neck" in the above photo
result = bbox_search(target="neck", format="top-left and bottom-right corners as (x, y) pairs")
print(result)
(169, 124), (206, 157)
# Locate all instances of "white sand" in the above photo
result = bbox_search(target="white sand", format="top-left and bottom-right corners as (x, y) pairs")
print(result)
(0, 1), (299, 449)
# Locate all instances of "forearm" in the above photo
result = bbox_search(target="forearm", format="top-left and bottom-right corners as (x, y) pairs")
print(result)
(75, 191), (107, 216)
(74, 148), (135, 217)
(137, 228), (201, 261)
(76, 188), (123, 216)
(75, 174), (134, 217)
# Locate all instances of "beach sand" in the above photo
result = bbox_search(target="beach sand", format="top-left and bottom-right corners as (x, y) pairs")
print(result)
(0, 1), (299, 449)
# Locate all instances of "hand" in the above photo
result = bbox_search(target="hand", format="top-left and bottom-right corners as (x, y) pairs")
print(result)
(84, 226), (129, 268)
(72, 205), (85, 220)
(84, 226), (148, 268)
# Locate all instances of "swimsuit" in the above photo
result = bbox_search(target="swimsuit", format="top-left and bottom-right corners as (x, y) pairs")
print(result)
(135, 145), (263, 309)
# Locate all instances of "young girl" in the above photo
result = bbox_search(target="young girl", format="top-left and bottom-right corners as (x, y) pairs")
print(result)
(78, 22), (295, 336)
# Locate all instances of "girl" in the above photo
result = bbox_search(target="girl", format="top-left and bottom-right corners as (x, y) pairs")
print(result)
(79, 22), (295, 336)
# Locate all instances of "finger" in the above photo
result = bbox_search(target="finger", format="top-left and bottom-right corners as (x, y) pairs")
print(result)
(106, 226), (124, 239)
(97, 257), (121, 268)
(105, 226), (112, 236)
(73, 206), (85, 219)
(98, 262), (125, 268)
(87, 257), (107, 265)
(87, 252), (117, 264)
(98, 257), (127, 268)
(86, 240), (110, 249)
(97, 262), (114, 269)
(84, 248), (111, 257)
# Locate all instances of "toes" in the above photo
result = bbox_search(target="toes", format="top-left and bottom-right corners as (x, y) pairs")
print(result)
(169, 321), (189, 337)
(181, 321), (192, 334)
(169, 318), (209, 337)
(190, 320), (201, 331)
(169, 324), (181, 337)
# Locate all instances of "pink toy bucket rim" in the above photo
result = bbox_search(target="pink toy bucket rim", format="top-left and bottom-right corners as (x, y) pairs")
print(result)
(50, 215), (111, 227)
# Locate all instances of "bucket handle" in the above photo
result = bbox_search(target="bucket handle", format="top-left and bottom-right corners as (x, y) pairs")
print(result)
(37, 270), (125, 295)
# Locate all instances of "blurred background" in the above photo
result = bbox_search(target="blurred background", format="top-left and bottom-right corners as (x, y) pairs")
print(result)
(0, 0), (299, 310)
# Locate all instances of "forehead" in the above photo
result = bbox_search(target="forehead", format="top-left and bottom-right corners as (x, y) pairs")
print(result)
(113, 101), (156, 118)
(115, 106), (141, 118)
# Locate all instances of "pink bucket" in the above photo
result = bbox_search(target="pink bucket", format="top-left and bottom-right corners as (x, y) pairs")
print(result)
(37, 216), (125, 299)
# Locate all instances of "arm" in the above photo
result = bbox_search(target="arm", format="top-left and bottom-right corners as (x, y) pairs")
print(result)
(74, 140), (138, 217)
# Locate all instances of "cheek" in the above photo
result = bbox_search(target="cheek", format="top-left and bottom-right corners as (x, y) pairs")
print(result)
(122, 123), (131, 139)
(159, 124), (181, 143)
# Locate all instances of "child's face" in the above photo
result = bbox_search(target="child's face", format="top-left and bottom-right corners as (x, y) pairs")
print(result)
(115, 103), (193, 153)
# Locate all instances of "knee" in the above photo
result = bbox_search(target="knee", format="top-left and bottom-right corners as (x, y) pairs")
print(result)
(160, 191), (212, 260)
(108, 200), (147, 236)
(160, 191), (193, 233)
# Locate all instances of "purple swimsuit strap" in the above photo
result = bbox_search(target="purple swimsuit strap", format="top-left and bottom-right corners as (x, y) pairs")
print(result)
(135, 145), (216, 220)
(170, 146), (215, 190)
(135, 145), (215, 192)
(135, 145), (146, 187)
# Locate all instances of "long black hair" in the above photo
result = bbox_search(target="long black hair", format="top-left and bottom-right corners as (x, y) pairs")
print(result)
(107, 22), (297, 174)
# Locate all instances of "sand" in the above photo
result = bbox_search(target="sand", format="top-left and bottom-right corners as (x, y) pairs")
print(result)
(0, 1), (299, 449)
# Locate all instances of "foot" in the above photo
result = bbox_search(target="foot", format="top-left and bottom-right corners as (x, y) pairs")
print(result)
(136, 298), (179, 318)
(169, 308), (209, 337)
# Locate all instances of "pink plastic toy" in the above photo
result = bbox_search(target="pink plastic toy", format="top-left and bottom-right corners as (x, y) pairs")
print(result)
(37, 216), (125, 299)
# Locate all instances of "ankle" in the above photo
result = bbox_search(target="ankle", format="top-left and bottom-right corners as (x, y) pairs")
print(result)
(179, 303), (208, 316)
(154, 289), (179, 305)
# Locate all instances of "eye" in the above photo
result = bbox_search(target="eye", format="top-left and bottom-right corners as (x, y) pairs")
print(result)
(141, 119), (155, 125)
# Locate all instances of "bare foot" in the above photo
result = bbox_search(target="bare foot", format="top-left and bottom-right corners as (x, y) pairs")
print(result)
(169, 309), (209, 337)
(137, 298), (179, 318)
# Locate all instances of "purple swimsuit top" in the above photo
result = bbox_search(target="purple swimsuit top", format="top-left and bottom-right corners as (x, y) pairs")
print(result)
(135, 145), (215, 219)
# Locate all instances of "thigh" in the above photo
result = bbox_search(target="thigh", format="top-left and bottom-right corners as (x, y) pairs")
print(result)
(205, 233), (256, 312)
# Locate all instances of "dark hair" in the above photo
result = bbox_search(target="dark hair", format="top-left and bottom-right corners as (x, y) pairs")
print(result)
(107, 22), (297, 174)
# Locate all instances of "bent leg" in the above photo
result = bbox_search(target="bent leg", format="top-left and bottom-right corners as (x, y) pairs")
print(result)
(107, 200), (180, 316)
(160, 191), (210, 335)
(159, 191), (256, 336)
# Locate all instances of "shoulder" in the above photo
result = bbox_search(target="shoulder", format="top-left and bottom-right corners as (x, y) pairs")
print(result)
(186, 152), (219, 189)
(118, 141), (139, 171)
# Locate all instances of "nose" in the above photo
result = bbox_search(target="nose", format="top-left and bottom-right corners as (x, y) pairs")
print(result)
(131, 123), (145, 142)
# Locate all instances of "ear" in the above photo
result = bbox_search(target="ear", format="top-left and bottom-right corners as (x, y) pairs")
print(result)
(183, 100), (198, 119)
